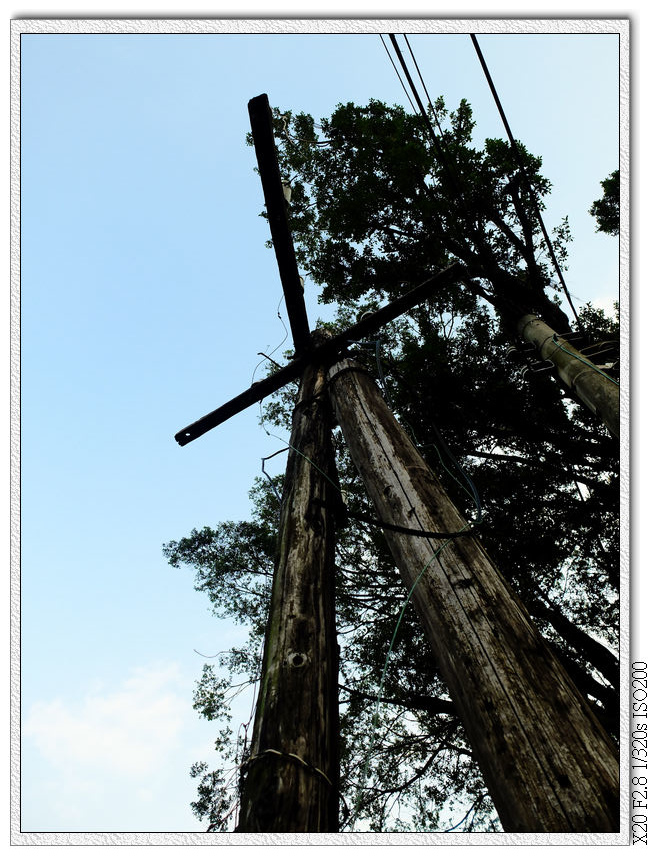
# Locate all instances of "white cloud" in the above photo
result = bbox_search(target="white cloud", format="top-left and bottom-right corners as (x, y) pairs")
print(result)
(588, 295), (619, 319)
(21, 661), (211, 831)
(24, 662), (187, 778)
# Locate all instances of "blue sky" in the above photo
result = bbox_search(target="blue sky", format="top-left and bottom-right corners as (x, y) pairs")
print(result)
(16, 19), (626, 836)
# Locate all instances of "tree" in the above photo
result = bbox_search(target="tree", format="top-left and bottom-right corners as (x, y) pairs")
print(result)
(165, 97), (620, 830)
(270, 98), (573, 322)
(589, 169), (620, 236)
(270, 98), (618, 436)
(164, 311), (619, 831)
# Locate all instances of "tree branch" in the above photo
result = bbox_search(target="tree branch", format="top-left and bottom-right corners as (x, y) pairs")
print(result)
(339, 683), (456, 716)
(464, 450), (611, 495)
(528, 593), (619, 686)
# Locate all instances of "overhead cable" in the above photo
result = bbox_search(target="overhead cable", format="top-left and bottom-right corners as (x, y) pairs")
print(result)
(403, 34), (446, 139)
(387, 34), (461, 196)
(382, 32), (583, 331)
(379, 34), (417, 114)
(469, 33), (582, 326)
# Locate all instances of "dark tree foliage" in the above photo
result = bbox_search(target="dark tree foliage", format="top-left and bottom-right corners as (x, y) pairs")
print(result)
(267, 98), (573, 332)
(164, 98), (620, 832)
(589, 169), (620, 236)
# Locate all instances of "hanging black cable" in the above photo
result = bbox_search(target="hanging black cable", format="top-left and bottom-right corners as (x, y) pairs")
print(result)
(388, 34), (462, 198)
(403, 34), (446, 139)
(469, 34), (582, 327)
(380, 34), (417, 114)
(380, 31), (581, 341)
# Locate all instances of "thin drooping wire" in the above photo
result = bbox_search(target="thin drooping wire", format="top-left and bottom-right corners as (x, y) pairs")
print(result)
(379, 34), (418, 114)
(251, 294), (289, 385)
(469, 33), (582, 327)
(279, 113), (332, 147)
(355, 339), (391, 404)
(427, 430), (483, 524)
(387, 34), (463, 198)
(551, 335), (619, 386)
(261, 447), (289, 504)
(193, 649), (230, 659)
(444, 793), (486, 833)
(403, 34), (446, 138)
(250, 294), (290, 385)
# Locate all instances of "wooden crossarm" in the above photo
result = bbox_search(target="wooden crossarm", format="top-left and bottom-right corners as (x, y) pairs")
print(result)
(248, 94), (312, 356)
(174, 263), (464, 445)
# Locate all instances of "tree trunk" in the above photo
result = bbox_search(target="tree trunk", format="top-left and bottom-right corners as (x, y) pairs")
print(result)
(236, 361), (339, 832)
(327, 356), (619, 833)
(517, 314), (619, 439)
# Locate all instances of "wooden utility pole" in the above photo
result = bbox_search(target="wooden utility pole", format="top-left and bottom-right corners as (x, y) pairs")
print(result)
(469, 34), (620, 439)
(238, 95), (340, 831)
(236, 356), (340, 832)
(517, 314), (619, 438)
(175, 93), (620, 833)
(175, 94), (463, 832)
(327, 355), (619, 832)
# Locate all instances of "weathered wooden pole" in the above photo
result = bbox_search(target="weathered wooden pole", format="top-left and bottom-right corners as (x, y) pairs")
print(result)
(236, 355), (340, 832)
(327, 355), (619, 833)
(517, 314), (620, 438)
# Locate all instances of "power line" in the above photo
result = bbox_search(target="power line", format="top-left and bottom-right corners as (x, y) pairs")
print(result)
(379, 34), (417, 114)
(403, 34), (446, 139)
(383, 34), (496, 299)
(381, 32), (583, 332)
(469, 33), (582, 327)
(387, 34), (460, 195)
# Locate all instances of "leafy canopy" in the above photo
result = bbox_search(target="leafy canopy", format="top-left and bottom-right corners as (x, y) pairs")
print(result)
(165, 97), (619, 832)
(589, 169), (620, 236)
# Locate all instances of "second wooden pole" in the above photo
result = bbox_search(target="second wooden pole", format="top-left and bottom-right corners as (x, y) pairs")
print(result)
(327, 356), (619, 833)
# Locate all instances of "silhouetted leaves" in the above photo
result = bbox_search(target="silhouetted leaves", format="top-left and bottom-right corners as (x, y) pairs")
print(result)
(165, 97), (619, 832)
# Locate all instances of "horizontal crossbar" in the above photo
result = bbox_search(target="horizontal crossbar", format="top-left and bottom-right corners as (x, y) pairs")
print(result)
(174, 262), (464, 445)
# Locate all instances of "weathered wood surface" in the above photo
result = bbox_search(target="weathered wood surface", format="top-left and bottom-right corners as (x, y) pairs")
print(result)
(236, 361), (339, 832)
(518, 313), (620, 438)
(327, 356), (619, 833)
(248, 94), (312, 357)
